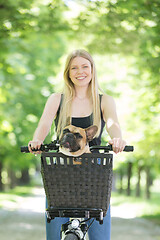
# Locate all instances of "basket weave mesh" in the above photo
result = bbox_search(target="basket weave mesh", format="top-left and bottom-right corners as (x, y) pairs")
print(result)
(41, 152), (113, 215)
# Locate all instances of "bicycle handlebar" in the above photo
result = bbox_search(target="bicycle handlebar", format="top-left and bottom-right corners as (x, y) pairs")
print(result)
(90, 145), (134, 152)
(20, 140), (134, 153)
(20, 140), (59, 153)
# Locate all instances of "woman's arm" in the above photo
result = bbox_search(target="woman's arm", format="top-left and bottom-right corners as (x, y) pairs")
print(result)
(28, 93), (61, 152)
(101, 94), (126, 153)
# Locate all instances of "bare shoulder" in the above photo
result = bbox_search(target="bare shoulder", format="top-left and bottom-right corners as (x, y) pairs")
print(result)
(101, 94), (116, 110)
(101, 94), (117, 122)
(48, 92), (62, 105)
(43, 92), (62, 114)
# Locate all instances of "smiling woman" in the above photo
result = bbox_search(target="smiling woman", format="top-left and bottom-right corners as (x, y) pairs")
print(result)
(28, 49), (126, 240)
(56, 49), (102, 138)
(69, 56), (92, 87)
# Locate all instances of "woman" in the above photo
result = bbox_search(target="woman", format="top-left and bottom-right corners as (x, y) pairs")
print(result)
(28, 49), (126, 240)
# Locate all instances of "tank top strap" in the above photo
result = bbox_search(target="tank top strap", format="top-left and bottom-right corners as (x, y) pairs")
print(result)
(54, 94), (63, 130)
(55, 94), (104, 130)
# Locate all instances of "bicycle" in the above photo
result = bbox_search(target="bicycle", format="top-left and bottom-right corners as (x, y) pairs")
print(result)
(21, 141), (133, 240)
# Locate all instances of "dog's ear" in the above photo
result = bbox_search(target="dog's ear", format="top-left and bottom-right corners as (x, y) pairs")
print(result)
(85, 125), (98, 142)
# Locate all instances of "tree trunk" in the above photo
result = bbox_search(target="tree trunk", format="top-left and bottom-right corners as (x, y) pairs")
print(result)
(127, 162), (132, 196)
(0, 161), (4, 191)
(146, 166), (151, 199)
(136, 166), (142, 197)
(8, 169), (17, 189)
(119, 170), (123, 194)
(20, 169), (30, 185)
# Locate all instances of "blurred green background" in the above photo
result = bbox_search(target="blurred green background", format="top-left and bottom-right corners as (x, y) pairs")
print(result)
(0, 0), (160, 223)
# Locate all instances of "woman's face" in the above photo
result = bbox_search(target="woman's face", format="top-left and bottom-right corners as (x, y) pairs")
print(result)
(69, 57), (92, 87)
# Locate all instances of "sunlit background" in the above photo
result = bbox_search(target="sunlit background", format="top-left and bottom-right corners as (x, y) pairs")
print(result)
(0, 0), (160, 239)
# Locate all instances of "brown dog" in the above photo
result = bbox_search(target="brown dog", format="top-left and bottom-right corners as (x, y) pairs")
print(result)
(59, 125), (98, 160)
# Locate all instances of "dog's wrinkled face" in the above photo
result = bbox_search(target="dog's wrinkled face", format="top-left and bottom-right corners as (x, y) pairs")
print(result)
(59, 125), (98, 156)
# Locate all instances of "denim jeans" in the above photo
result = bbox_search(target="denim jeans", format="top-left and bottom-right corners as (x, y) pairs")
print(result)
(45, 200), (111, 240)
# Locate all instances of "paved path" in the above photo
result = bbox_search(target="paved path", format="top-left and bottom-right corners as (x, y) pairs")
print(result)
(0, 187), (160, 240)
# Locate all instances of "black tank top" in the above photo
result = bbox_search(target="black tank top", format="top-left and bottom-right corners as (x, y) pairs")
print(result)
(55, 95), (105, 146)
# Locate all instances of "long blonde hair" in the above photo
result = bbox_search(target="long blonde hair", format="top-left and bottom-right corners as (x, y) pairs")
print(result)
(57, 49), (101, 137)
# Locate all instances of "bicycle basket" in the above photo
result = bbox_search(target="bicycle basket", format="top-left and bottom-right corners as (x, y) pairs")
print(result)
(41, 152), (113, 218)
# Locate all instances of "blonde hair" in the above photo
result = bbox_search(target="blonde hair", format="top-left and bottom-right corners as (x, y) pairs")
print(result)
(57, 49), (101, 137)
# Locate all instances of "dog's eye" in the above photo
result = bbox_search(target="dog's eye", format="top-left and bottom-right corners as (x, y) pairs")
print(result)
(74, 133), (83, 139)
(63, 129), (70, 134)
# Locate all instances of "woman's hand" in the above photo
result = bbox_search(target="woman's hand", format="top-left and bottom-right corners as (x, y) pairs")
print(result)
(108, 138), (126, 154)
(28, 140), (43, 155)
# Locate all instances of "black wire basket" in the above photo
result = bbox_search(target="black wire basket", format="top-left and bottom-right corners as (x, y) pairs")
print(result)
(41, 152), (113, 221)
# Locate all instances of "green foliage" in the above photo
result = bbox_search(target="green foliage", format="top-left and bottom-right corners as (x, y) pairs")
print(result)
(0, 0), (159, 194)
(0, 0), (69, 183)
(72, 0), (160, 191)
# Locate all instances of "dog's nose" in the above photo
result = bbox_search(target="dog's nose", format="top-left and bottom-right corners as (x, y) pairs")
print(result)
(63, 141), (70, 148)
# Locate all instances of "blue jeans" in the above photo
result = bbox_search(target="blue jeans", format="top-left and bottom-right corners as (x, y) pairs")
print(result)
(45, 200), (111, 240)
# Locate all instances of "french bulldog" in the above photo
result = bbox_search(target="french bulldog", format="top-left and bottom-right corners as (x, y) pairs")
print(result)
(59, 125), (98, 158)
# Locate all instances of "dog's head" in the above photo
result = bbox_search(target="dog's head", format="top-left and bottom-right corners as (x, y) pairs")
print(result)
(59, 125), (98, 156)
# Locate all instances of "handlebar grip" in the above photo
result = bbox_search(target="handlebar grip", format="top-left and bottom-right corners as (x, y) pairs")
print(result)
(21, 146), (30, 153)
(108, 145), (134, 152)
(123, 146), (134, 152)
(20, 145), (45, 153)
(20, 141), (59, 153)
(90, 145), (134, 152)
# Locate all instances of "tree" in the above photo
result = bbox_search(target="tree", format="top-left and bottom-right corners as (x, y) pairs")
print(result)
(0, 0), (70, 189)
(70, 0), (160, 198)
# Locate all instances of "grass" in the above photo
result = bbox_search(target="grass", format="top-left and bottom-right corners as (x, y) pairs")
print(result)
(0, 185), (160, 225)
(0, 185), (34, 208)
(111, 190), (160, 225)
